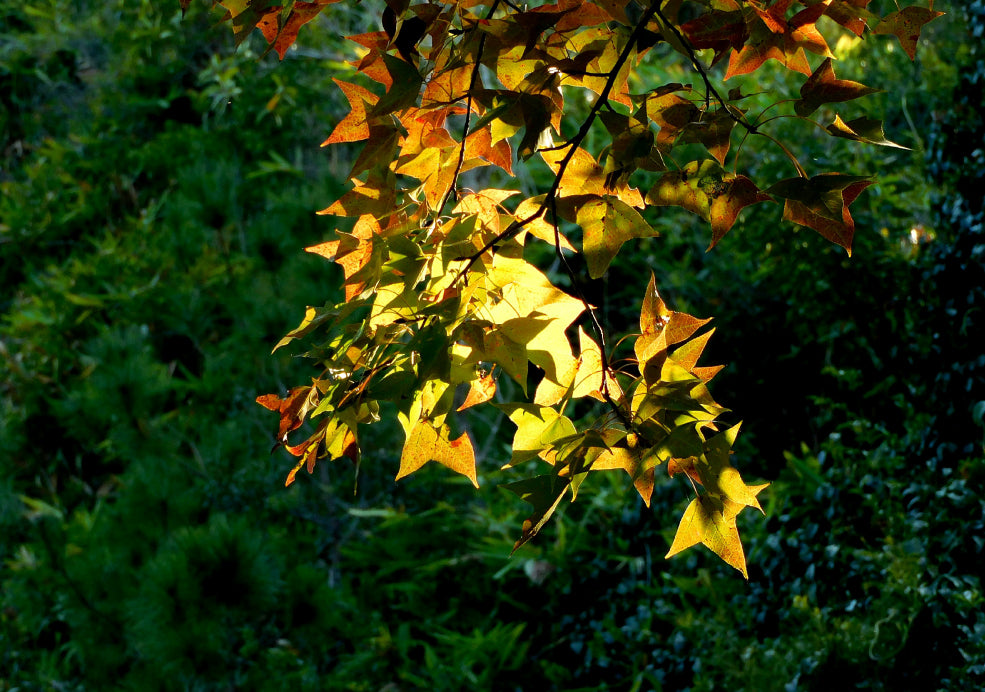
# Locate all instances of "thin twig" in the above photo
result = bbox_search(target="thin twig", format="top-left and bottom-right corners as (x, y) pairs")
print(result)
(456, 0), (667, 277)
(653, 5), (754, 134)
(437, 0), (503, 214)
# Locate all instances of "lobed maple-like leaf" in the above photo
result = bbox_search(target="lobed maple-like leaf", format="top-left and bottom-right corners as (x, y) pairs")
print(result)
(305, 214), (381, 301)
(575, 195), (655, 278)
(666, 494), (750, 578)
(724, 0), (832, 80)
(258, 1), (339, 60)
(498, 404), (577, 467)
(256, 386), (314, 442)
(646, 160), (773, 249)
(397, 419), (478, 487)
(588, 436), (659, 506)
(680, 8), (748, 66)
(214, 0), (940, 576)
(768, 174), (873, 254)
(795, 58), (881, 117)
(821, 0), (876, 37)
(873, 6), (944, 60)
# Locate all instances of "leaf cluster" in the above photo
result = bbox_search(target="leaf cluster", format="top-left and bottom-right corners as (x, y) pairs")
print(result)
(219, 0), (941, 574)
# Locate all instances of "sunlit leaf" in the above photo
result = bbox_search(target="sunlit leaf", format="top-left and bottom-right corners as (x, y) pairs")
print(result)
(396, 419), (478, 487)
(826, 115), (909, 149)
(575, 195), (655, 278)
(666, 494), (748, 578)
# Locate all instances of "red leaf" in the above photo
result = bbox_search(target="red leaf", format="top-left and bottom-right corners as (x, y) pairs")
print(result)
(257, 2), (336, 60)
(256, 386), (312, 441)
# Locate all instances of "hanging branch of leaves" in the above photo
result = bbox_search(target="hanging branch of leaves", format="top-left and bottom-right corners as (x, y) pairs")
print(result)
(207, 0), (940, 578)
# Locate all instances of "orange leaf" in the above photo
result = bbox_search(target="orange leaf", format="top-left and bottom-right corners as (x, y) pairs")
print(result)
(322, 80), (380, 146)
(667, 455), (703, 486)
(256, 386), (312, 441)
(457, 371), (497, 411)
(257, 1), (337, 60)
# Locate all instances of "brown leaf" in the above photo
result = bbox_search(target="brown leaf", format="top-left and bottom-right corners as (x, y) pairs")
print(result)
(680, 9), (748, 66)
(823, 0), (875, 37)
(773, 176), (873, 254)
(257, 2), (337, 60)
(256, 386), (313, 441)
(795, 58), (881, 117)
(873, 6), (944, 60)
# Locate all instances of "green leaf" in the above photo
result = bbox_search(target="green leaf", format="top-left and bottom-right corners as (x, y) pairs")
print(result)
(501, 474), (571, 553)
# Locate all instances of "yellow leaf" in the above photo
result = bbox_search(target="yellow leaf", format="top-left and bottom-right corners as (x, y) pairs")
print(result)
(513, 196), (576, 252)
(588, 443), (658, 507)
(488, 255), (584, 384)
(576, 195), (655, 278)
(572, 327), (622, 401)
(666, 495), (748, 578)
(701, 424), (769, 513)
(499, 404), (577, 467)
(396, 419), (478, 487)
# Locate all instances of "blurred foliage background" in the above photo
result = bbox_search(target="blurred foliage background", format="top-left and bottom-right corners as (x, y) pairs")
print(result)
(1, 0), (983, 689)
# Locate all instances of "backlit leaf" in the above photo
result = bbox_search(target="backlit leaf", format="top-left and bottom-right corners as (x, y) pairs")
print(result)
(826, 115), (909, 149)
(666, 494), (748, 578)
(646, 160), (772, 248)
(502, 474), (571, 553)
(498, 404), (577, 467)
(795, 58), (881, 117)
(457, 370), (497, 411)
(873, 6), (943, 60)
(575, 195), (655, 278)
(396, 419), (478, 487)
(257, 1), (338, 60)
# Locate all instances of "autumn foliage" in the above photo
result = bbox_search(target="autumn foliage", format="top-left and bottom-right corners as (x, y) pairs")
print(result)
(211, 0), (941, 577)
